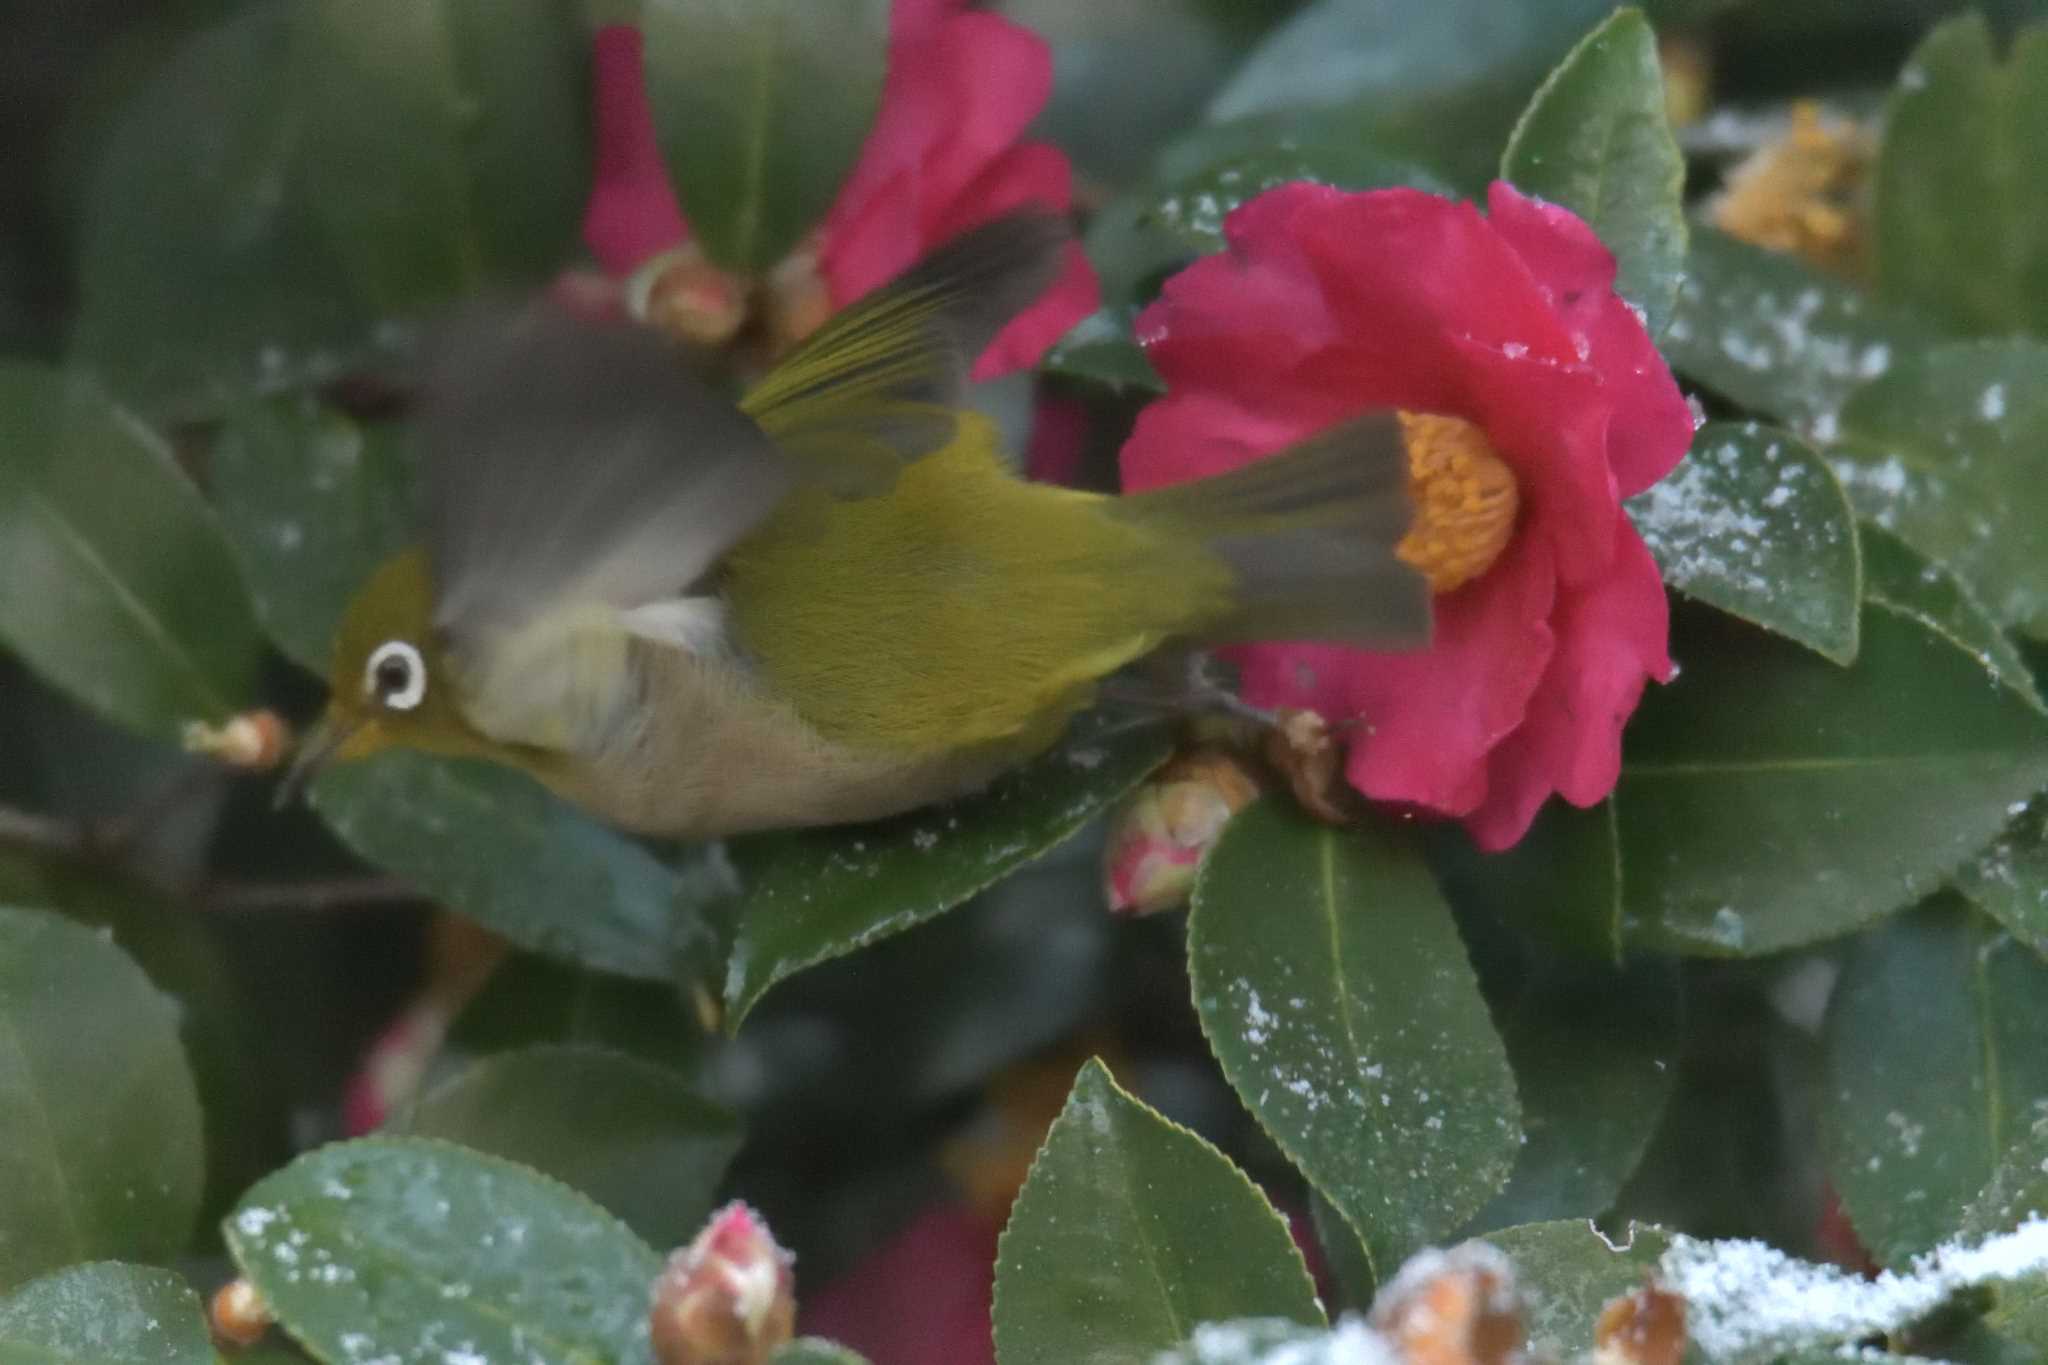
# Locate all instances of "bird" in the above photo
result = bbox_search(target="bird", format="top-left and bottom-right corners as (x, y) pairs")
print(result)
(282, 212), (1431, 839)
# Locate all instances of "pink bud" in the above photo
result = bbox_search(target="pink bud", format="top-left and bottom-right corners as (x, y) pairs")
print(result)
(1102, 748), (1260, 915)
(650, 1202), (797, 1365)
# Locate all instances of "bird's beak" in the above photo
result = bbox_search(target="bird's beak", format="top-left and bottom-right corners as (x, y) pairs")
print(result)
(273, 711), (364, 809)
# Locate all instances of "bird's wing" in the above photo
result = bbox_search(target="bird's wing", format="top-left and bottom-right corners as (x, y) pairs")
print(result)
(740, 211), (1069, 495)
(417, 298), (795, 752)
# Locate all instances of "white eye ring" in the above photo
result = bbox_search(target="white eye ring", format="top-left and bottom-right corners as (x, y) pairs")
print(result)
(364, 640), (427, 712)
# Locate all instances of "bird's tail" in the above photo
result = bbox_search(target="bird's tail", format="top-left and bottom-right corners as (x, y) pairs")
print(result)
(1114, 412), (1433, 648)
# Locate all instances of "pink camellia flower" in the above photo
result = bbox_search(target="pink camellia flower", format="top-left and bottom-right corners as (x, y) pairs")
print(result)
(1121, 182), (1693, 851)
(580, 1), (1096, 377)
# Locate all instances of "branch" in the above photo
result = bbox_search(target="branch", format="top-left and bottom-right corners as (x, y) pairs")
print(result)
(0, 799), (425, 914)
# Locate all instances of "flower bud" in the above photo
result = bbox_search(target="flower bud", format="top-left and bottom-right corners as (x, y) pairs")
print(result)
(650, 1202), (796, 1365)
(209, 1277), (273, 1349)
(1369, 1242), (1525, 1365)
(760, 241), (834, 358)
(1102, 747), (1260, 914)
(1594, 1283), (1687, 1365)
(1262, 708), (1351, 826)
(628, 244), (749, 348)
(182, 710), (291, 770)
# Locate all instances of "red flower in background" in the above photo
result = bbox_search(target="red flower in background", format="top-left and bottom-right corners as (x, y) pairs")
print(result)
(580, 1), (1096, 377)
(1121, 182), (1693, 850)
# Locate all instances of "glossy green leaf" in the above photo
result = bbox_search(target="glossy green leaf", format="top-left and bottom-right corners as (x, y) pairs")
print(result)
(1431, 800), (1624, 964)
(226, 1137), (662, 1365)
(1822, 897), (2048, 1266)
(1465, 962), (1681, 1233)
(1204, 0), (1614, 185)
(642, 0), (888, 270)
(1663, 228), (1948, 433)
(1481, 1219), (1672, 1359)
(1087, 135), (1449, 310)
(1874, 16), (2048, 337)
(1958, 797), (2048, 960)
(1859, 522), (2041, 709)
(0, 1263), (215, 1365)
(396, 1044), (742, 1250)
(1835, 339), (2048, 640)
(313, 752), (735, 982)
(1188, 801), (1520, 1275)
(1041, 308), (1161, 394)
(774, 1343), (870, 1365)
(210, 396), (419, 671)
(72, 0), (587, 418)
(447, 952), (708, 1069)
(722, 714), (1171, 1027)
(0, 906), (204, 1289)
(1501, 9), (1686, 336)
(0, 364), (260, 738)
(1627, 422), (1862, 665)
(1307, 1191), (1374, 1310)
(290, 0), (588, 308)
(992, 1059), (1323, 1365)
(1962, 1116), (2048, 1344)
(1617, 602), (2048, 955)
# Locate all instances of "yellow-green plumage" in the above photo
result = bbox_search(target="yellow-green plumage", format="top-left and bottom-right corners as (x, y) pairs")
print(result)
(726, 420), (1235, 757)
(297, 212), (1429, 838)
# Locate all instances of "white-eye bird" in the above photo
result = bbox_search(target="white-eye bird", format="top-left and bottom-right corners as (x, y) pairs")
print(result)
(285, 213), (1431, 837)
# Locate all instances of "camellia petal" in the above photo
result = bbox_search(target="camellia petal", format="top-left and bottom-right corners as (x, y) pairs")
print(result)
(577, 2), (1095, 378)
(1121, 181), (1693, 847)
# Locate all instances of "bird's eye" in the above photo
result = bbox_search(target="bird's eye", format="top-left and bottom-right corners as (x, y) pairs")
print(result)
(364, 640), (427, 712)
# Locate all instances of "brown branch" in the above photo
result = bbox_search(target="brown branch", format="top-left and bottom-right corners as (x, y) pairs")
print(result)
(0, 799), (425, 914)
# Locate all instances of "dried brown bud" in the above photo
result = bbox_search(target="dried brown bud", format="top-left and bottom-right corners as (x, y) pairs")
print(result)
(1102, 746), (1261, 914)
(209, 1277), (274, 1349)
(182, 710), (291, 770)
(1594, 1283), (1687, 1365)
(628, 245), (750, 348)
(651, 1202), (796, 1365)
(1263, 708), (1351, 826)
(1369, 1242), (1526, 1365)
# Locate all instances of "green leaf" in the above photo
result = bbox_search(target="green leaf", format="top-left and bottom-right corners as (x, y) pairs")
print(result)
(0, 906), (204, 1289)
(1823, 897), (2048, 1267)
(991, 1059), (1323, 1365)
(0, 1263), (215, 1365)
(72, 0), (587, 418)
(1465, 962), (1681, 1233)
(1874, 16), (2048, 337)
(1627, 422), (1862, 665)
(1835, 339), (2048, 640)
(1957, 797), (2048, 960)
(395, 1044), (742, 1251)
(1204, 0), (1615, 186)
(447, 952), (709, 1068)
(1663, 227), (1948, 433)
(775, 1343), (870, 1365)
(1962, 1116), (2048, 1344)
(1481, 1219), (1672, 1359)
(722, 714), (1170, 1028)
(1860, 522), (2042, 709)
(1617, 601), (2048, 956)
(641, 0), (888, 271)
(210, 397), (419, 671)
(1501, 8), (1687, 336)
(313, 752), (735, 982)
(225, 1137), (662, 1365)
(1431, 800), (1625, 964)
(1088, 134), (1450, 310)
(1188, 801), (1520, 1275)
(1041, 308), (1162, 394)
(0, 364), (261, 738)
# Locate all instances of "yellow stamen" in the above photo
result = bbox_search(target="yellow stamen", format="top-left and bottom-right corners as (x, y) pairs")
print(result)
(1708, 100), (1874, 278)
(1394, 411), (1521, 594)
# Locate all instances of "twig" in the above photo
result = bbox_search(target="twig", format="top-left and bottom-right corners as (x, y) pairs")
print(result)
(0, 799), (425, 914)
